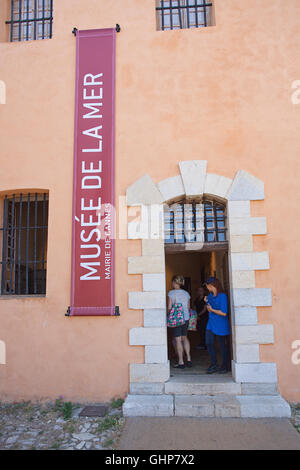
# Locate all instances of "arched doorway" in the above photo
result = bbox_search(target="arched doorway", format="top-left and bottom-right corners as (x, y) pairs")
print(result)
(125, 161), (287, 418)
(164, 197), (232, 376)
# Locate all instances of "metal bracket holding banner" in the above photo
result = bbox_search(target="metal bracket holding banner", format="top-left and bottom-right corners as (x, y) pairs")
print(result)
(72, 25), (121, 36)
(65, 306), (120, 317)
(68, 28), (118, 317)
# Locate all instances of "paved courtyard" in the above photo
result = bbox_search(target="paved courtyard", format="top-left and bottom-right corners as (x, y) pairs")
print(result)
(118, 409), (300, 450)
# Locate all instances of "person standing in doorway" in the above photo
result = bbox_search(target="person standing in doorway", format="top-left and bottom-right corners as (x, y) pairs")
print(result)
(167, 275), (192, 369)
(204, 277), (230, 374)
(194, 286), (209, 350)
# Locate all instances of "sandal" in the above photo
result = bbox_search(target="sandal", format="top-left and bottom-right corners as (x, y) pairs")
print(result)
(172, 363), (185, 369)
(186, 361), (192, 368)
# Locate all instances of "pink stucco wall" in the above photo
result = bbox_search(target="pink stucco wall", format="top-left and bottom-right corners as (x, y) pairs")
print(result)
(0, 0), (300, 402)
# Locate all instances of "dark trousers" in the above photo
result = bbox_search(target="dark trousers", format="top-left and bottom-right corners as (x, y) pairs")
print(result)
(206, 329), (229, 370)
(197, 312), (209, 346)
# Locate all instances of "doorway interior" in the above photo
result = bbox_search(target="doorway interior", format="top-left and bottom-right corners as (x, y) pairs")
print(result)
(165, 249), (232, 377)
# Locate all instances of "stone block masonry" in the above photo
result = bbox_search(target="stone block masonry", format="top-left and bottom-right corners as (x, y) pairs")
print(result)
(124, 161), (285, 418)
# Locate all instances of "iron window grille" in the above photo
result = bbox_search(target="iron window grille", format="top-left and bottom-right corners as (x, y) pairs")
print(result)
(164, 199), (227, 244)
(0, 193), (49, 295)
(6, 0), (53, 42)
(156, 0), (213, 31)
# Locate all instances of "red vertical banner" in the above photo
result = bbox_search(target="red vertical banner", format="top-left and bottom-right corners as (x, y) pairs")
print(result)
(69, 29), (117, 316)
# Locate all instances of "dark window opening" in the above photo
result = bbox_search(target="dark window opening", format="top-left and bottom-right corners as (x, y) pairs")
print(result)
(156, 0), (213, 31)
(6, 0), (53, 42)
(164, 199), (227, 244)
(0, 193), (49, 295)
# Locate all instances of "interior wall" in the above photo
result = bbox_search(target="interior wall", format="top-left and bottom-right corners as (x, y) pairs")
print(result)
(166, 250), (228, 305)
(215, 251), (227, 291)
(166, 251), (211, 306)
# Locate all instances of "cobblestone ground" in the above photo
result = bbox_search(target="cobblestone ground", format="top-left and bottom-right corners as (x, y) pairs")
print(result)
(0, 398), (125, 450)
(291, 403), (300, 435)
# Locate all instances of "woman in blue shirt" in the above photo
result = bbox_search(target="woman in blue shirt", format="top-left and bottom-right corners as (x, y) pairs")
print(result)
(204, 277), (230, 374)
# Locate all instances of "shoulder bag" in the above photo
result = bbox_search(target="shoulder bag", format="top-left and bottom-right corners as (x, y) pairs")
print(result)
(167, 291), (185, 328)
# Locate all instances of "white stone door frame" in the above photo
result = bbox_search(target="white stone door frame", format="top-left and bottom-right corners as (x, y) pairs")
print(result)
(126, 160), (278, 394)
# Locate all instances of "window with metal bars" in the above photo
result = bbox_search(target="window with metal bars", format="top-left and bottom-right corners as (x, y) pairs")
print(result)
(156, 0), (213, 31)
(0, 193), (49, 295)
(6, 0), (53, 42)
(164, 199), (227, 244)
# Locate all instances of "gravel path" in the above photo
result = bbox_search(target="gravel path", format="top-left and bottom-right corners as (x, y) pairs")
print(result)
(0, 398), (125, 450)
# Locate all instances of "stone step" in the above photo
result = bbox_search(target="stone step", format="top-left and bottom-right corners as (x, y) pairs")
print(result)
(237, 394), (291, 418)
(123, 394), (291, 418)
(165, 375), (242, 396)
(123, 394), (174, 417)
(175, 394), (241, 417)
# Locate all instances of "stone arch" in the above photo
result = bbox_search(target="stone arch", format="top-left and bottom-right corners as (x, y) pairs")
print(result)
(126, 160), (277, 395)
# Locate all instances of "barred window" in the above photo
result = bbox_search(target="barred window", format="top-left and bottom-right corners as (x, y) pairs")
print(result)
(164, 199), (227, 244)
(156, 0), (213, 31)
(6, 0), (53, 42)
(0, 193), (49, 295)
